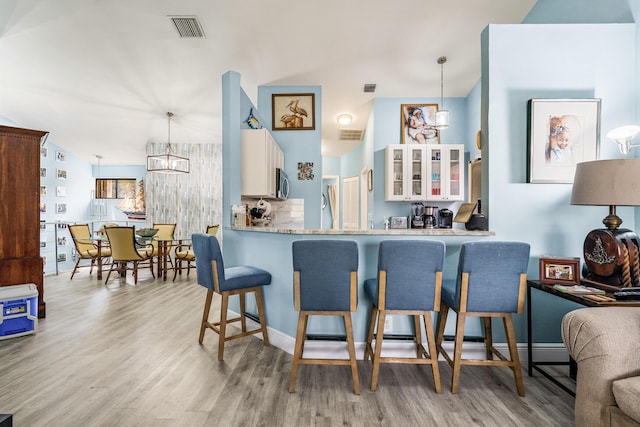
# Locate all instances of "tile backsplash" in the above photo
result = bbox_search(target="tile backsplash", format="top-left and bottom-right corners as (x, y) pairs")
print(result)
(240, 198), (304, 229)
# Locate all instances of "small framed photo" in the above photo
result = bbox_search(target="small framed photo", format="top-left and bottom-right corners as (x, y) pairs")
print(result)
(401, 104), (440, 144)
(57, 253), (67, 263)
(57, 169), (68, 180)
(539, 256), (581, 285)
(40, 147), (48, 158)
(40, 185), (47, 196)
(56, 186), (66, 197)
(527, 99), (601, 183)
(56, 151), (67, 162)
(272, 93), (315, 130)
(40, 168), (47, 178)
(56, 203), (67, 214)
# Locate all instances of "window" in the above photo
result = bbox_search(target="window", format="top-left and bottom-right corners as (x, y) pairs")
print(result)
(95, 179), (136, 199)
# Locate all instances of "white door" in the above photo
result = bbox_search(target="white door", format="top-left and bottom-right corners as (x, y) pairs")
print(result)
(342, 176), (359, 229)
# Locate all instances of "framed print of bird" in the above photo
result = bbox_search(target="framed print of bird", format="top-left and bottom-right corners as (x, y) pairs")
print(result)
(272, 93), (315, 131)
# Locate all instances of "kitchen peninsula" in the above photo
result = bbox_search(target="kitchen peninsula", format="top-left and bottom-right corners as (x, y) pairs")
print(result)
(222, 225), (495, 354)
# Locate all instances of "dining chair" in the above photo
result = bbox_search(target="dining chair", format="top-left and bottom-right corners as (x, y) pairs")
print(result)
(173, 225), (219, 281)
(290, 240), (360, 394)
(435, 241), (530, 396)
(364, 240), (445, 392)
(151, 223), (176, 274)
(68, 223), (112, 279)
(192, 233), (271, 361)
(104, 226), (155, 285)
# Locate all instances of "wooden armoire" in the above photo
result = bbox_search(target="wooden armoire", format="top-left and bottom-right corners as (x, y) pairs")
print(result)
(0, 125), (48, 318)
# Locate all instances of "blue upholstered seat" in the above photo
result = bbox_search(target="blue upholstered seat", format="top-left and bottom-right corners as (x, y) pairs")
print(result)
(363, 240), (445, 392)
(289, 240), (360, 394)
(192, 233), (271, 361)
(435, 241), (530, 396)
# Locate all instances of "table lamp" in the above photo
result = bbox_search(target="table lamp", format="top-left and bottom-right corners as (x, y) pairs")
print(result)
(570, 159), (640, 289)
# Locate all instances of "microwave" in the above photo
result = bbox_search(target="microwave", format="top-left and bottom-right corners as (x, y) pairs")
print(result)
(276, 168), (289, 199)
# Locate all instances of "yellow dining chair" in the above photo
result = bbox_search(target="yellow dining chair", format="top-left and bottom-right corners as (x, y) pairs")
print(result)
(68, 223), (112, 279)
(173, 225), (219, 281)
(150, 223), (176, 275)
(104, 226), (155, 285)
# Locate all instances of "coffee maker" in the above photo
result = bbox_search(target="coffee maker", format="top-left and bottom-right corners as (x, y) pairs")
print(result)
(438, 208), (453, 228)
(411, 203), (425, 228)
(423, 206), (438, 229)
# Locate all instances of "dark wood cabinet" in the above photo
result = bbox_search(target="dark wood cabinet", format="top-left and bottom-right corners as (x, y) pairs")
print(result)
(0, 125), (48, 317)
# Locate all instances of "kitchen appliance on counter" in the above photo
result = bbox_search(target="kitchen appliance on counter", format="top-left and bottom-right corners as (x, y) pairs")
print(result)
(423, 206), (438, 229)
(465, 199), (486, 231)
(438, 208), (453, 228)
(411, 203), (425, 228)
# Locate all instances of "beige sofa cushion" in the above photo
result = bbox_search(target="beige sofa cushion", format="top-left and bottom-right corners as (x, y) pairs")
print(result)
(613, 377), (640, 423)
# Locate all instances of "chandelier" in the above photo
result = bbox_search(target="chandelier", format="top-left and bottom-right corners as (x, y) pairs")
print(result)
(146, 112), (190, 174)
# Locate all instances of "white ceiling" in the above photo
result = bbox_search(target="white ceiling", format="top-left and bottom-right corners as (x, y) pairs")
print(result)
(0, 0), (536, 165)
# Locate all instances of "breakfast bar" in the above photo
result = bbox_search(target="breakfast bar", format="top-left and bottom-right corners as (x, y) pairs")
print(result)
(222, 226), (494, 347)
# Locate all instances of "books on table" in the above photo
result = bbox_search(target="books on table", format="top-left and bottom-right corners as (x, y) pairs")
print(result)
(552, 284), (606, 294)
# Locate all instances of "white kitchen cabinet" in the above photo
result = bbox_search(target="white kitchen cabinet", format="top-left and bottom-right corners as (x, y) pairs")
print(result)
(241, 129), (284, 198)
(385, 144), (427, 201)
(425, 144), (464, 201)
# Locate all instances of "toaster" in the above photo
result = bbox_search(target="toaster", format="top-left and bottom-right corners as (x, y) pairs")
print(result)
(389, 216), (408, 229)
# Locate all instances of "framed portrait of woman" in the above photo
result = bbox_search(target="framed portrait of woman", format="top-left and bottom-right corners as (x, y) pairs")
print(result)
(401, 104), (440, 144)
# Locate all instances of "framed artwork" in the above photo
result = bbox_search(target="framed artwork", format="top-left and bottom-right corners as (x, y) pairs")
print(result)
(57, 236), (67, 246)
(527, 99), (601, 183)
(57, 169), (68, 180)
(40, 202), (46, 213)
(56, 203), (67, 214)
(57, 253), (67, 263)
(40, 147), (48, 158)
(40, 168), (47, 178)
(56, 151), (67, 162)
(56, 186), (66, 197)
(40, 186), (47, 196)
(297, 162), (314, 180)
(272, 93), (315, 130)
(401, 104), (440, 144)
(539, 256), (581, 285)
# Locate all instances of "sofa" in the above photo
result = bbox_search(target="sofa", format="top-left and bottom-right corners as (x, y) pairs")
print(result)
(562, 307), (640, 426)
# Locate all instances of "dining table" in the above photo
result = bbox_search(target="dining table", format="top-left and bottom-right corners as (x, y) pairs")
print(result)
(152, 236), (191, 281)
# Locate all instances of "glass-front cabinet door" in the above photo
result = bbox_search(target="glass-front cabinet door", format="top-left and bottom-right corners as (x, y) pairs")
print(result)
(425, 144), (464, 201)
(385, 145), (427, 201)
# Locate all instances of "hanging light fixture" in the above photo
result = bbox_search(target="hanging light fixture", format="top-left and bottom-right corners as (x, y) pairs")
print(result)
(435, 56), (449, 130)
(146, 112), (190, 174)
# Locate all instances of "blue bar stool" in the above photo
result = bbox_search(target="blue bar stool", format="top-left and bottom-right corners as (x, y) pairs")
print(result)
(290, 240), (360, 394)
(364, 240), (445, 392)
(192, 233), (271, 361)
(435, 241), (530, 396)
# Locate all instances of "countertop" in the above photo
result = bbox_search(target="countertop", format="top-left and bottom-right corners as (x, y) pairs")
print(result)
(226, 226), (494, 236)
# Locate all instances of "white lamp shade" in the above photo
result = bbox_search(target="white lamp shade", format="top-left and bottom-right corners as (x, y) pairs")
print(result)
(435, 110), (449, 129)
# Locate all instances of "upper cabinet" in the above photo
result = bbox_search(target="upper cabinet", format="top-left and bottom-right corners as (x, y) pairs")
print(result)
(385, 144), (427, 201)
(385, 143), (464, 202)
(425, 144), (464, 201)
(241, 129), (284, 199)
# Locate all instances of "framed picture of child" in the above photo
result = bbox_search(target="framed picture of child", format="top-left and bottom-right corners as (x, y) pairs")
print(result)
(527, 99), (601, 183)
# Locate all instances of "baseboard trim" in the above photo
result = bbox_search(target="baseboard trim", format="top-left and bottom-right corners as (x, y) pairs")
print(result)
(230, 310), (569, 362)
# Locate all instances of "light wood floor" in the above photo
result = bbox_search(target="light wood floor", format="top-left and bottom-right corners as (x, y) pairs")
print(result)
(0, 269), (576, 426)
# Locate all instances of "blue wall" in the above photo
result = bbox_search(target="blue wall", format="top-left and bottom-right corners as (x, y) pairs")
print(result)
(482, 22), (636, 341)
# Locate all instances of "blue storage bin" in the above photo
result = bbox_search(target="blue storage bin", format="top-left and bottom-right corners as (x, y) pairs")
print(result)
(0, 283), (38, 340)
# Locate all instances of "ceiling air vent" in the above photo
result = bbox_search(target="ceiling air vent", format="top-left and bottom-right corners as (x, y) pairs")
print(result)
(169, 16), (206, 38)
(339, 129), (364, 141)
(363, 84), (376, 93)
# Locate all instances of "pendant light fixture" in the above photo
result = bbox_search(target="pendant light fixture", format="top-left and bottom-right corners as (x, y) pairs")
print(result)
(146, 112), (190, 174)
(435, 56), (449, 130)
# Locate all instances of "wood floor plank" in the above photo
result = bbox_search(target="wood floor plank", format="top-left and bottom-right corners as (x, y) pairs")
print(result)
(0, 271), (575, 426)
